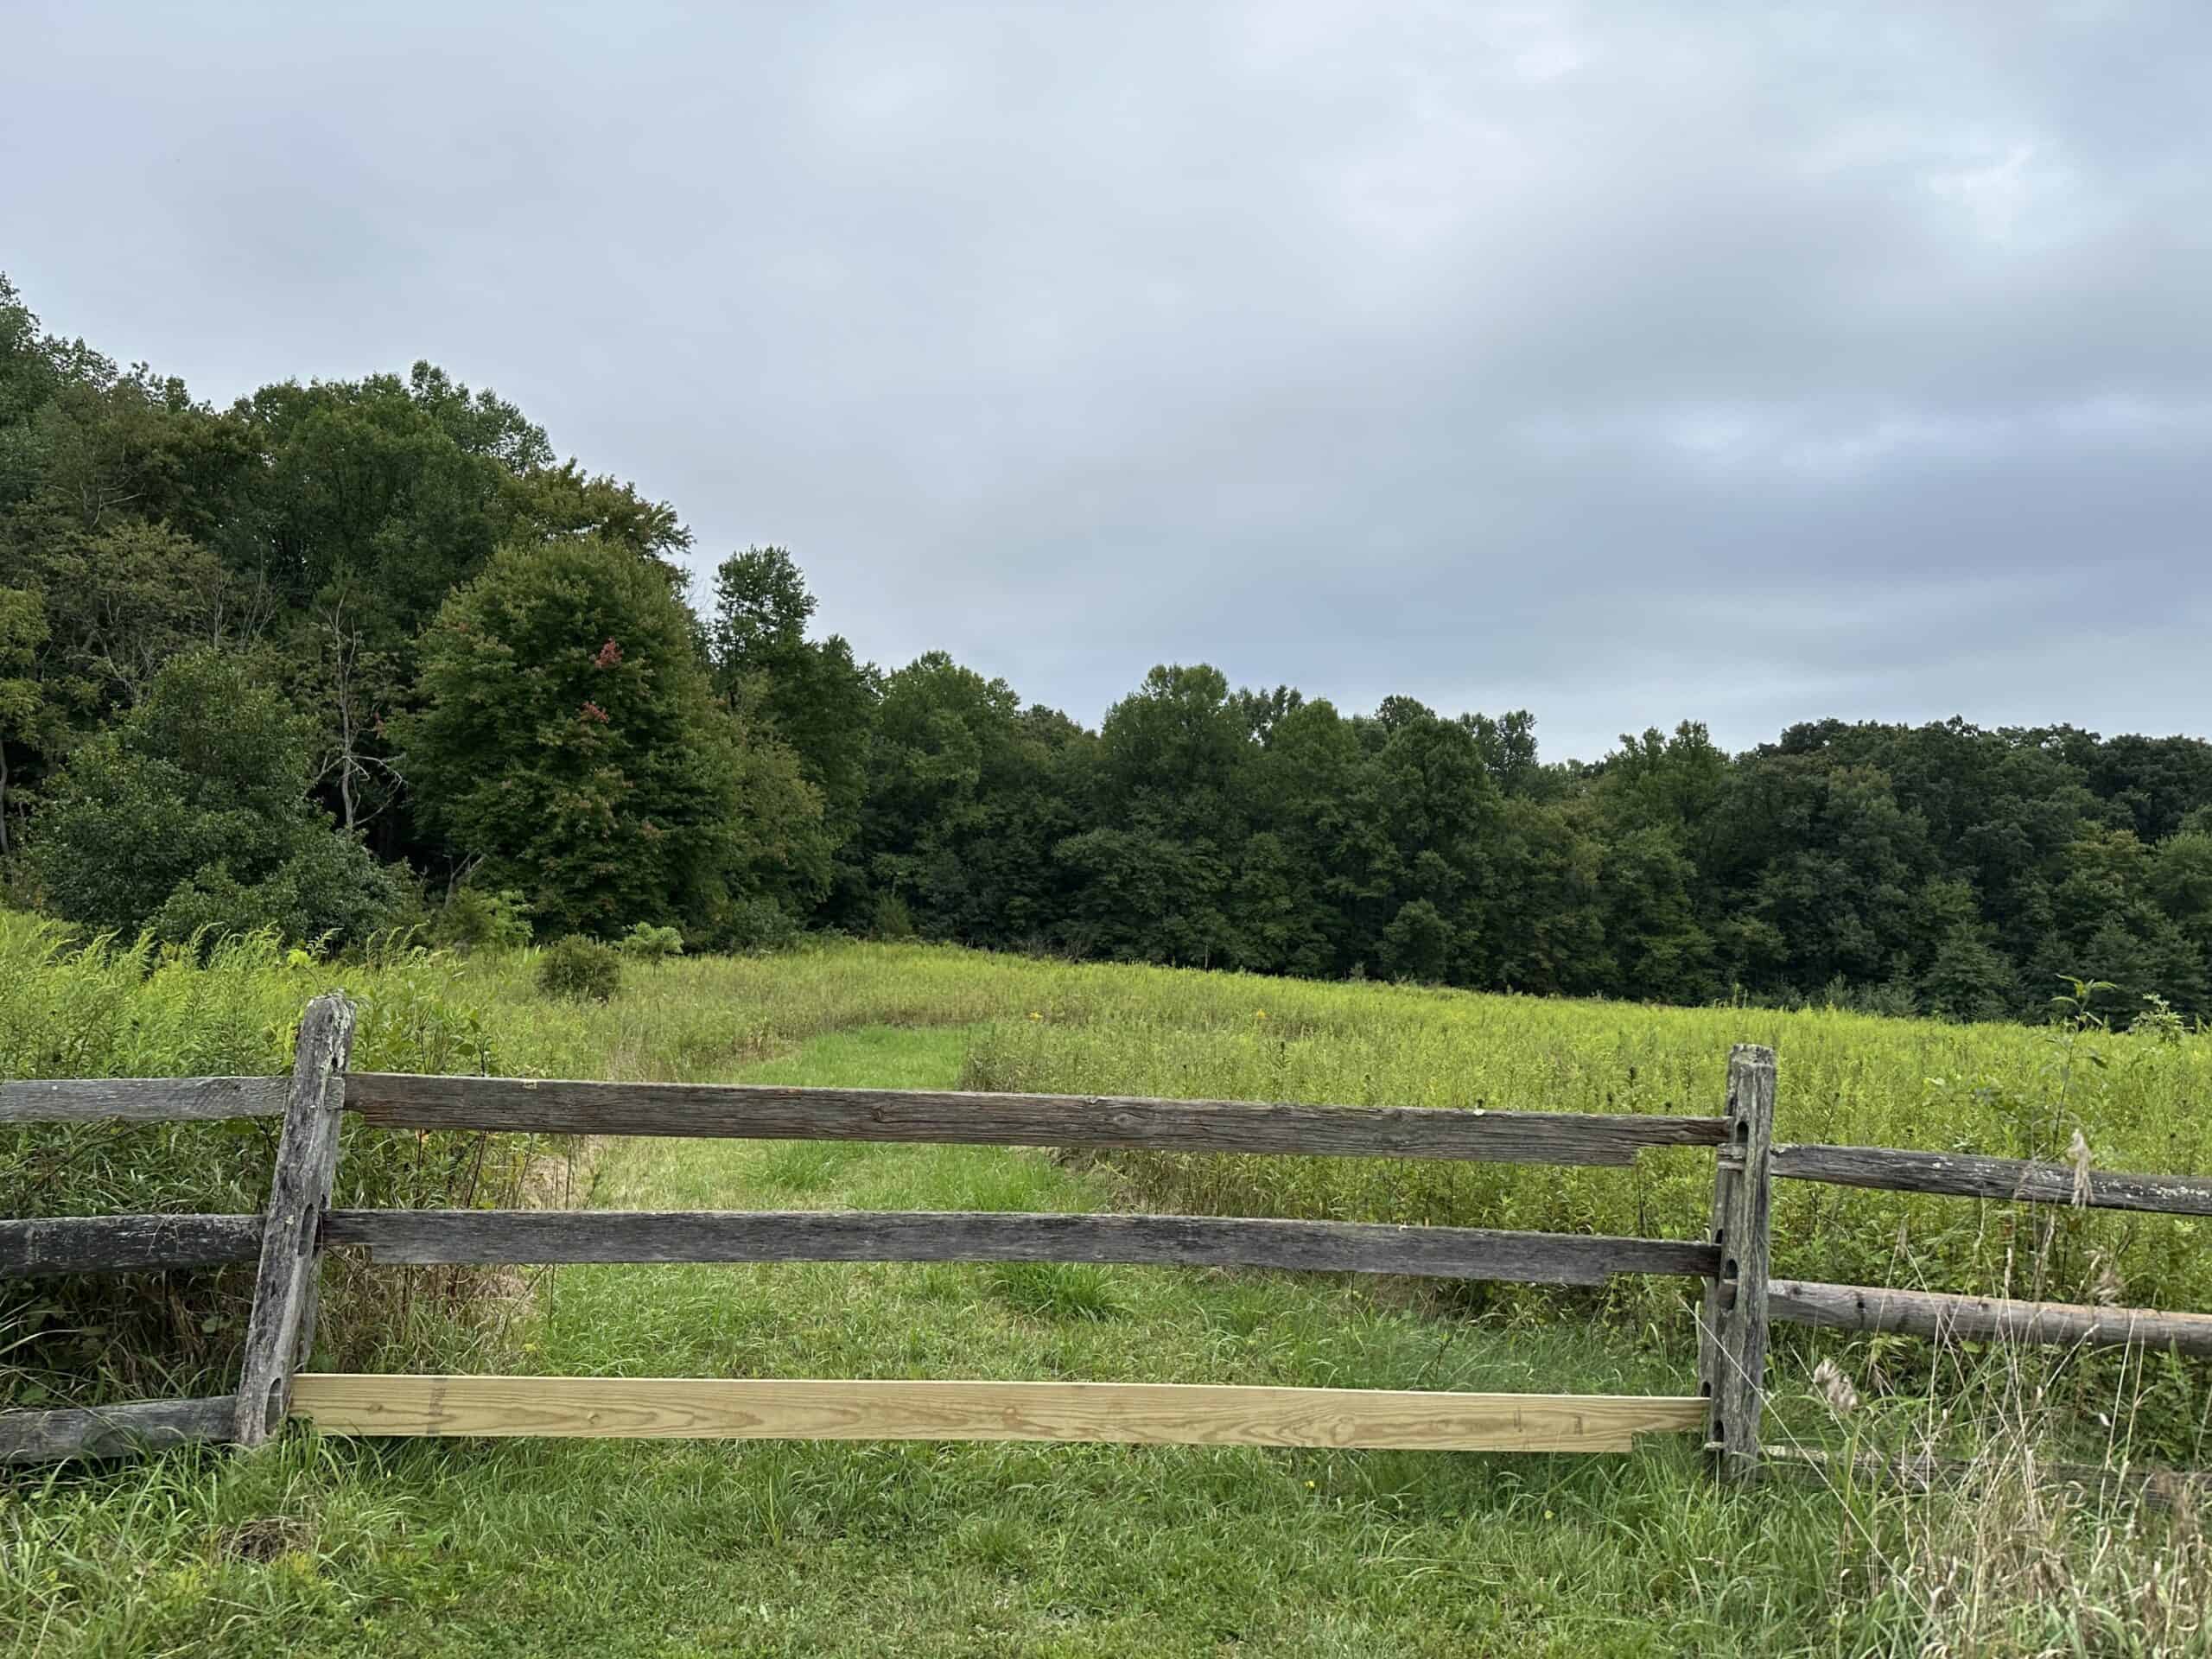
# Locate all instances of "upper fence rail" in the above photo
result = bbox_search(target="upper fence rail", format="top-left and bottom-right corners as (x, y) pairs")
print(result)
(342, 1074), (1726, 1165)
(0, 1076), (285, 1122)
(4, 1070), (1727, 1166)
(11, 1070), (2212, 1217)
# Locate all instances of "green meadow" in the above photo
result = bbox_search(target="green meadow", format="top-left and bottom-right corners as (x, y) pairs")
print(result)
(5, 922), (2210, 1655)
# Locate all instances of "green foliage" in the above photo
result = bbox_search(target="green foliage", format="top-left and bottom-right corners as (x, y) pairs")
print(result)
(1920, 923), (2019, 1020)
(0, 917), (524, 1402)
(616, 921), (685, 962)
(707, 546), (874, 867)
(7, 938), (2201, 1657)
(720, 897), (800, 954)
(403, 535), (825, 940)
(8, 271), (2212, 1025)
(0, 582), (58, 854)
(435, 885), (536, 952)
(26, 651), (401, 949)
(536, 935), (624, 1001)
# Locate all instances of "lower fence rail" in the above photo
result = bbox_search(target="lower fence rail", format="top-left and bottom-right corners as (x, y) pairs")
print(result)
(0, 1395), (239, 1463)
(1770, 1278), (2212, 1357)
(284, 1375), (1709, 1452)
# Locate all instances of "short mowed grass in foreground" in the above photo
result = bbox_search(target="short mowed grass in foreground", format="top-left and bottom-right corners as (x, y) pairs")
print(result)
(6, 927), (2212, 1654)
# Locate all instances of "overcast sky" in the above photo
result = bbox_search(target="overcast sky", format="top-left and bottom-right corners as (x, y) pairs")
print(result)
(4, 2), (2206, 760)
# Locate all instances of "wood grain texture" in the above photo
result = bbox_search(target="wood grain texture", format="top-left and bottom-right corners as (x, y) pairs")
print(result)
(288, 1374), (1708, 1451)
(0, 1395), (237, 1462)
(0, 1214), (263, 1276)
(1774, 1143), (2212, 1217)
(1699, 1045), (1776, 1484)
(0, 1075), (285, 1124)
(346, 1073), (1726, 1166)
(232, 993), (356, 1449)
(324, 1208), (1720, 1283)
(1770, 1278), (2212, 1357)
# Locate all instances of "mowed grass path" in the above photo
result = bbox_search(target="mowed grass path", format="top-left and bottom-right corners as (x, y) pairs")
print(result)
(6, 1024), (1867, 1658)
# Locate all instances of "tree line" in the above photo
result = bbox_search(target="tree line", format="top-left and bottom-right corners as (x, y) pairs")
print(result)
(4, 274), (2209, 1022)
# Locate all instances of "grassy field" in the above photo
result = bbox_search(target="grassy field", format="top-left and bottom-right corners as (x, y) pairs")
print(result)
(6, 925), (2212, 1652)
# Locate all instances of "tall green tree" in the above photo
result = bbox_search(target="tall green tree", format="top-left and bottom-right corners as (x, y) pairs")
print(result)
(402, 536), (825, 940)
(707, 547), (876, 868)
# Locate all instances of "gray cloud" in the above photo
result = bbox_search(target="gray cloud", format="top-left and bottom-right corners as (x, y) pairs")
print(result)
(6, 0), (2207, 759)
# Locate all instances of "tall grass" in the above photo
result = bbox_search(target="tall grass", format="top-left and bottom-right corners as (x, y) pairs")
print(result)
(4, 925), (2210, 1653)
(957, 980), (2212, 1317)
(1, 920), (531, 1405)
(10, 920), (2210, 1425)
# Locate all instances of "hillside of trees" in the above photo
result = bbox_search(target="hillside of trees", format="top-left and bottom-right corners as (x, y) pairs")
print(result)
(4, 274), (2209, 1023)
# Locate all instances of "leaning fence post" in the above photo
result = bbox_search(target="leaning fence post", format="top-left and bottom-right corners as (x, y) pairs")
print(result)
(232, 991), (357, 1449)
(1699, 1042), (1776, 1483)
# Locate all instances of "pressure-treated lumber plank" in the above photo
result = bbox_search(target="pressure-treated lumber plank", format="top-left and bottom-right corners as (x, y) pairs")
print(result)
(1774, 1143), (2212, 1217)
(0, 1075), (285, 1124)
(324, 1209), (1720, 1283)
(1770, 1279), (2212, 1357)
(346, 1074), (1725, 1166)
(0, 1395), (238, 1463)
(1698, 1045), (1775, 1484)
(232, 993), (356, 1449)
(289, 1375), (1708, 1451)
(0, 1214), (263, 1276)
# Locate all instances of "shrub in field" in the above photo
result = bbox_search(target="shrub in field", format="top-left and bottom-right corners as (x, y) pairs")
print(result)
(436, 885), (536, 952)
(537, 935), (623, 1001)
(617, 921), (685, 962)
(719, 896), (798, 954)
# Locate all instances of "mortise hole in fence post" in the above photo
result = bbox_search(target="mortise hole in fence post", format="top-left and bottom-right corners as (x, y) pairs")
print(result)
(231, 992), (357, 1450)
(1699, 1043), (1776, 1485)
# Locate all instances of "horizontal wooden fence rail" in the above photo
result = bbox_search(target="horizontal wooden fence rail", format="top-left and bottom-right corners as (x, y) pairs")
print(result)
(0, 1214), (264, 1275)
(286, 1375), (1711, 1452)
(346, 1073), (1726, 1165)
(0, 1075), (286, 1124)
(0, 1396), (240, 1463)
(322, 1209), (1721, 1284)
(3, 1211), (1719, 1287)
(1774, 1142), (2212, 1217)
(1770, 1279), (2212, 1357)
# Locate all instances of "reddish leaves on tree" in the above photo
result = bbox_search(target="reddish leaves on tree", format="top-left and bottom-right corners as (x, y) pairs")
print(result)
(594, 639), (624, 669)
(580, 700), (610, 723)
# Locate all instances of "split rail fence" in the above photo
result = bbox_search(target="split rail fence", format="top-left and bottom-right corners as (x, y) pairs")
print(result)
(7, 992), (2212, 1479)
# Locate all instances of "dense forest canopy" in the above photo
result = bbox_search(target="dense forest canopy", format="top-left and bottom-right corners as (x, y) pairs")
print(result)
(3, 273), (2209, 1021)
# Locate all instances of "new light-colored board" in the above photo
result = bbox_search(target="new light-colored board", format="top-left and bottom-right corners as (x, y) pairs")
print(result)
(345, 1074), (1725, 1166)
(289, 1375), (1707, 1452)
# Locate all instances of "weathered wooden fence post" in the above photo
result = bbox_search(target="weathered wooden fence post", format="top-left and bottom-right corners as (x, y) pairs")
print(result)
(1700, 1042), (1776, 1483)
(232, 992), (356, 1448)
